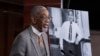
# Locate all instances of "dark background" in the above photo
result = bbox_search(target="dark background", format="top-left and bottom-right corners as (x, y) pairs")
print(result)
(63, 0), (100, 30)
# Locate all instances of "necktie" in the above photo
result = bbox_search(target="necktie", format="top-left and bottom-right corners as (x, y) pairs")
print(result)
(69, 22), (72, 41)
(38, 35), (44, 48)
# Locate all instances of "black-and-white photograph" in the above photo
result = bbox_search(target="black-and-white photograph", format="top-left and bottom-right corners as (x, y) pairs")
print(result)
(48, 7), (92, 56)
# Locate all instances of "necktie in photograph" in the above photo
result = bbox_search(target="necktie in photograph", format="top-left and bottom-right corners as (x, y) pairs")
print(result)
(69, 22), (72, 41)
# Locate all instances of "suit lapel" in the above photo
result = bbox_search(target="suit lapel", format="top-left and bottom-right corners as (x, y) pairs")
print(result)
(42, 32), (50, 56)
(28, 26), (42, 56)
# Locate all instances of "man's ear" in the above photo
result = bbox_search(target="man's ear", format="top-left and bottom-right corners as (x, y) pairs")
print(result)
(31, 16), (36, 24)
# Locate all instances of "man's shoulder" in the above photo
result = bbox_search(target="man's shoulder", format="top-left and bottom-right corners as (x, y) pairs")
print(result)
(72, 22), (79, 27)
(13, 26), (32, 44)
(16, 26), (30, 38)
(62, 21), (70, 27)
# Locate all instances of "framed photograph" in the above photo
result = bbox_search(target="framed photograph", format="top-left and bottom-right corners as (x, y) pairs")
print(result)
(48, 7), (92, 56)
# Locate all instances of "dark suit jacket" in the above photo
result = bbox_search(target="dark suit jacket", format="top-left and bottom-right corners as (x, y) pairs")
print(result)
(10, 26), (50, 56)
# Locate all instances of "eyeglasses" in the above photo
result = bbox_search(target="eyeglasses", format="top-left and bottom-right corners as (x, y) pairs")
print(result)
(39, 15), (52, 20)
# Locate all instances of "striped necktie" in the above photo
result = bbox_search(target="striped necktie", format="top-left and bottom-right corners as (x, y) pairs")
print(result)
(69, 22), (72, 41)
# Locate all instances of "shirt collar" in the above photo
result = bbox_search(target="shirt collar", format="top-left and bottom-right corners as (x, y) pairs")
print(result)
(31, 25), (42, 36)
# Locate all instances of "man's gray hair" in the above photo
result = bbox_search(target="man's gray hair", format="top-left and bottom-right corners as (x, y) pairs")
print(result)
(30, 6), (46, 16)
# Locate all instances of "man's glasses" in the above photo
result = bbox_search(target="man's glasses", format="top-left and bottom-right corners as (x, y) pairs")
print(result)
(39, 15), (52, 20)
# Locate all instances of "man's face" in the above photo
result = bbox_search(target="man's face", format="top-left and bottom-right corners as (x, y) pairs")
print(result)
(67, 11), (74, 22)
(33, 8), (51, 32)
(68, 15), (74, 22)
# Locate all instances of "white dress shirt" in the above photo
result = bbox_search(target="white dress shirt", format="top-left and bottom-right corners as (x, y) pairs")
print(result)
(60, 21), (83, 49)
(31, 25), (42, 37)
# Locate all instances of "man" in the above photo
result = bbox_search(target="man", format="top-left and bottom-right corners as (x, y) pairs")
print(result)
(60, 9), (83, 56)
(10, 6), (51, 56)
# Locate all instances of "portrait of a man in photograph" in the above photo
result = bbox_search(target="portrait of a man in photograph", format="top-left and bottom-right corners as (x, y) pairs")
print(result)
(48, 7), (92, 56)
